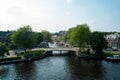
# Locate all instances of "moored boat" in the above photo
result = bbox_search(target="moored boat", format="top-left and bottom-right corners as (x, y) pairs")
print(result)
(106, 55), (120, 61)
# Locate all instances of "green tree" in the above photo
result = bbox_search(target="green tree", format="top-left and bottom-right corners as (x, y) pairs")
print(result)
(41, 30), (52, 42)
(5, 32), (13, 48)
(90, 31), (108, 54)
(64, 24), (91, 51)
(36, 32), (43, 44)
(73, 24), (91, 51)
(0, 31), (11, 43)
(0, 42), (9, 57)
(11, 25), (38, 52)
(64, 27), (76, 46)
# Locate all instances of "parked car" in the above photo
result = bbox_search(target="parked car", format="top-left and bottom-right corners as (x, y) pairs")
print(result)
(112, 47), (118, 51)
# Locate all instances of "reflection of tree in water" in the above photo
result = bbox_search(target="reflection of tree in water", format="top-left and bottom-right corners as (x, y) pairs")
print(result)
(14, 62), (37, 80)
(65, 56), (106, 80)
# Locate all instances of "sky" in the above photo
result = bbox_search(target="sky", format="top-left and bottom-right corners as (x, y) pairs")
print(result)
(0, 0), (120, 32)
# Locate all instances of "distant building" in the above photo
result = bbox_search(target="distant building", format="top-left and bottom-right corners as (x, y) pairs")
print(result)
(58, 30), (65, 36)
(105, 33), (120, 49)
(51, 30), (66, 42)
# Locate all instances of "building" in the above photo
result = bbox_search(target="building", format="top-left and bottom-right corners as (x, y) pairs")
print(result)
(51, 30), (65, 42)
(105, 33), (120, 49)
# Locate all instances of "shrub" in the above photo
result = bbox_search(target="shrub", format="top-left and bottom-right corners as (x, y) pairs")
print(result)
(23, 50), (45, 59)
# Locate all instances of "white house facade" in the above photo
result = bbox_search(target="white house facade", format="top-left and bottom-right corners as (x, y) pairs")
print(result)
(105, 33), (120, 49)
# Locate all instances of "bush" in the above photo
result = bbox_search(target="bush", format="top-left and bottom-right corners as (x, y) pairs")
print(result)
(0, 57), (21, 62)
(23, 50), (45, 59)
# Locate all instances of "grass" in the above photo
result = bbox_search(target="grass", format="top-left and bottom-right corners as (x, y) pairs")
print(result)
(102, 52), (120, 56)
(0, 56), (21, 62)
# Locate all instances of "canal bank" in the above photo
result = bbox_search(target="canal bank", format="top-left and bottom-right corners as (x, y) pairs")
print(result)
(0, 53), (48, 65)
(79, 51), (120, 62)
(0, 50), (75, 65)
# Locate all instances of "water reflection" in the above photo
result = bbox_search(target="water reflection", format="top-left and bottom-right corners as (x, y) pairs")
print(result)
(65, 56), (106, 80)
(0, 56), (120, 80)
(14, 63), (37, 80)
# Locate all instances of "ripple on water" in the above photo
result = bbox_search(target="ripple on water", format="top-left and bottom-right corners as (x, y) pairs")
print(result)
(0, 56), (120, 80)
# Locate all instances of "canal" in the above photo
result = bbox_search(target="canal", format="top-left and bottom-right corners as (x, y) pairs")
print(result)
(0, 55), (120, 80)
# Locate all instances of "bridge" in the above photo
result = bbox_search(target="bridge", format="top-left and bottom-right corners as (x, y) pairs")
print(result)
(32, 47), (80, 56)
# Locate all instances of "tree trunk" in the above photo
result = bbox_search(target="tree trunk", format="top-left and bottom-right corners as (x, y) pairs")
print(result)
(24, 49), (27, 53)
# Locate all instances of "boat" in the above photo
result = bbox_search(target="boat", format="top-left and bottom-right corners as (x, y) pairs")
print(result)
(106, 55), (120, 61)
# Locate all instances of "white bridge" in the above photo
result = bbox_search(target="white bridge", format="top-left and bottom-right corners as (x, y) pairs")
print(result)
(32, 47), (79, 55)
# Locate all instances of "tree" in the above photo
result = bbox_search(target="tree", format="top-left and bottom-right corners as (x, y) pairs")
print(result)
(41, 30), (52, 42)
(0, 31), (11, 43)
(36, 32), (43, 44)
(0, 42), (9, 57)
(90, 31), (108, 54)
(64, 24), (91, 51)
(72, 24), (91, 51)
(64, 27), (76, 46)
(11, 25), (38, 52)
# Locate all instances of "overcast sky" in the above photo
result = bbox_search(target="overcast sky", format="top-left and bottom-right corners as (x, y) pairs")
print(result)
(0, 0), (120, 32)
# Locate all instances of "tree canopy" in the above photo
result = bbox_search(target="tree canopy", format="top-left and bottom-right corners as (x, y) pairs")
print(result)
(90, 31), (108, 54)
(11, 25), (38, 52)
(36, 32), (43, 44)
(64, 27), (75, 45)
(64, 24), (91, 51)
(0, 42), (9, 57)
(73, 24), (91, 48)
(41, 30), (52, 42)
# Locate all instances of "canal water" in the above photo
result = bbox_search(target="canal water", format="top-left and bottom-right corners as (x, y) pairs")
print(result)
(0, 56), (120, 80)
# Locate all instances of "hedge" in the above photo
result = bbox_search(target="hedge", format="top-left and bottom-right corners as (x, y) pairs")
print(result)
(22, 50), (45, 59)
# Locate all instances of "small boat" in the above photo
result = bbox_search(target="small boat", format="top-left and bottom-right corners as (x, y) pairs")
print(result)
(106, 55), (120, 61)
